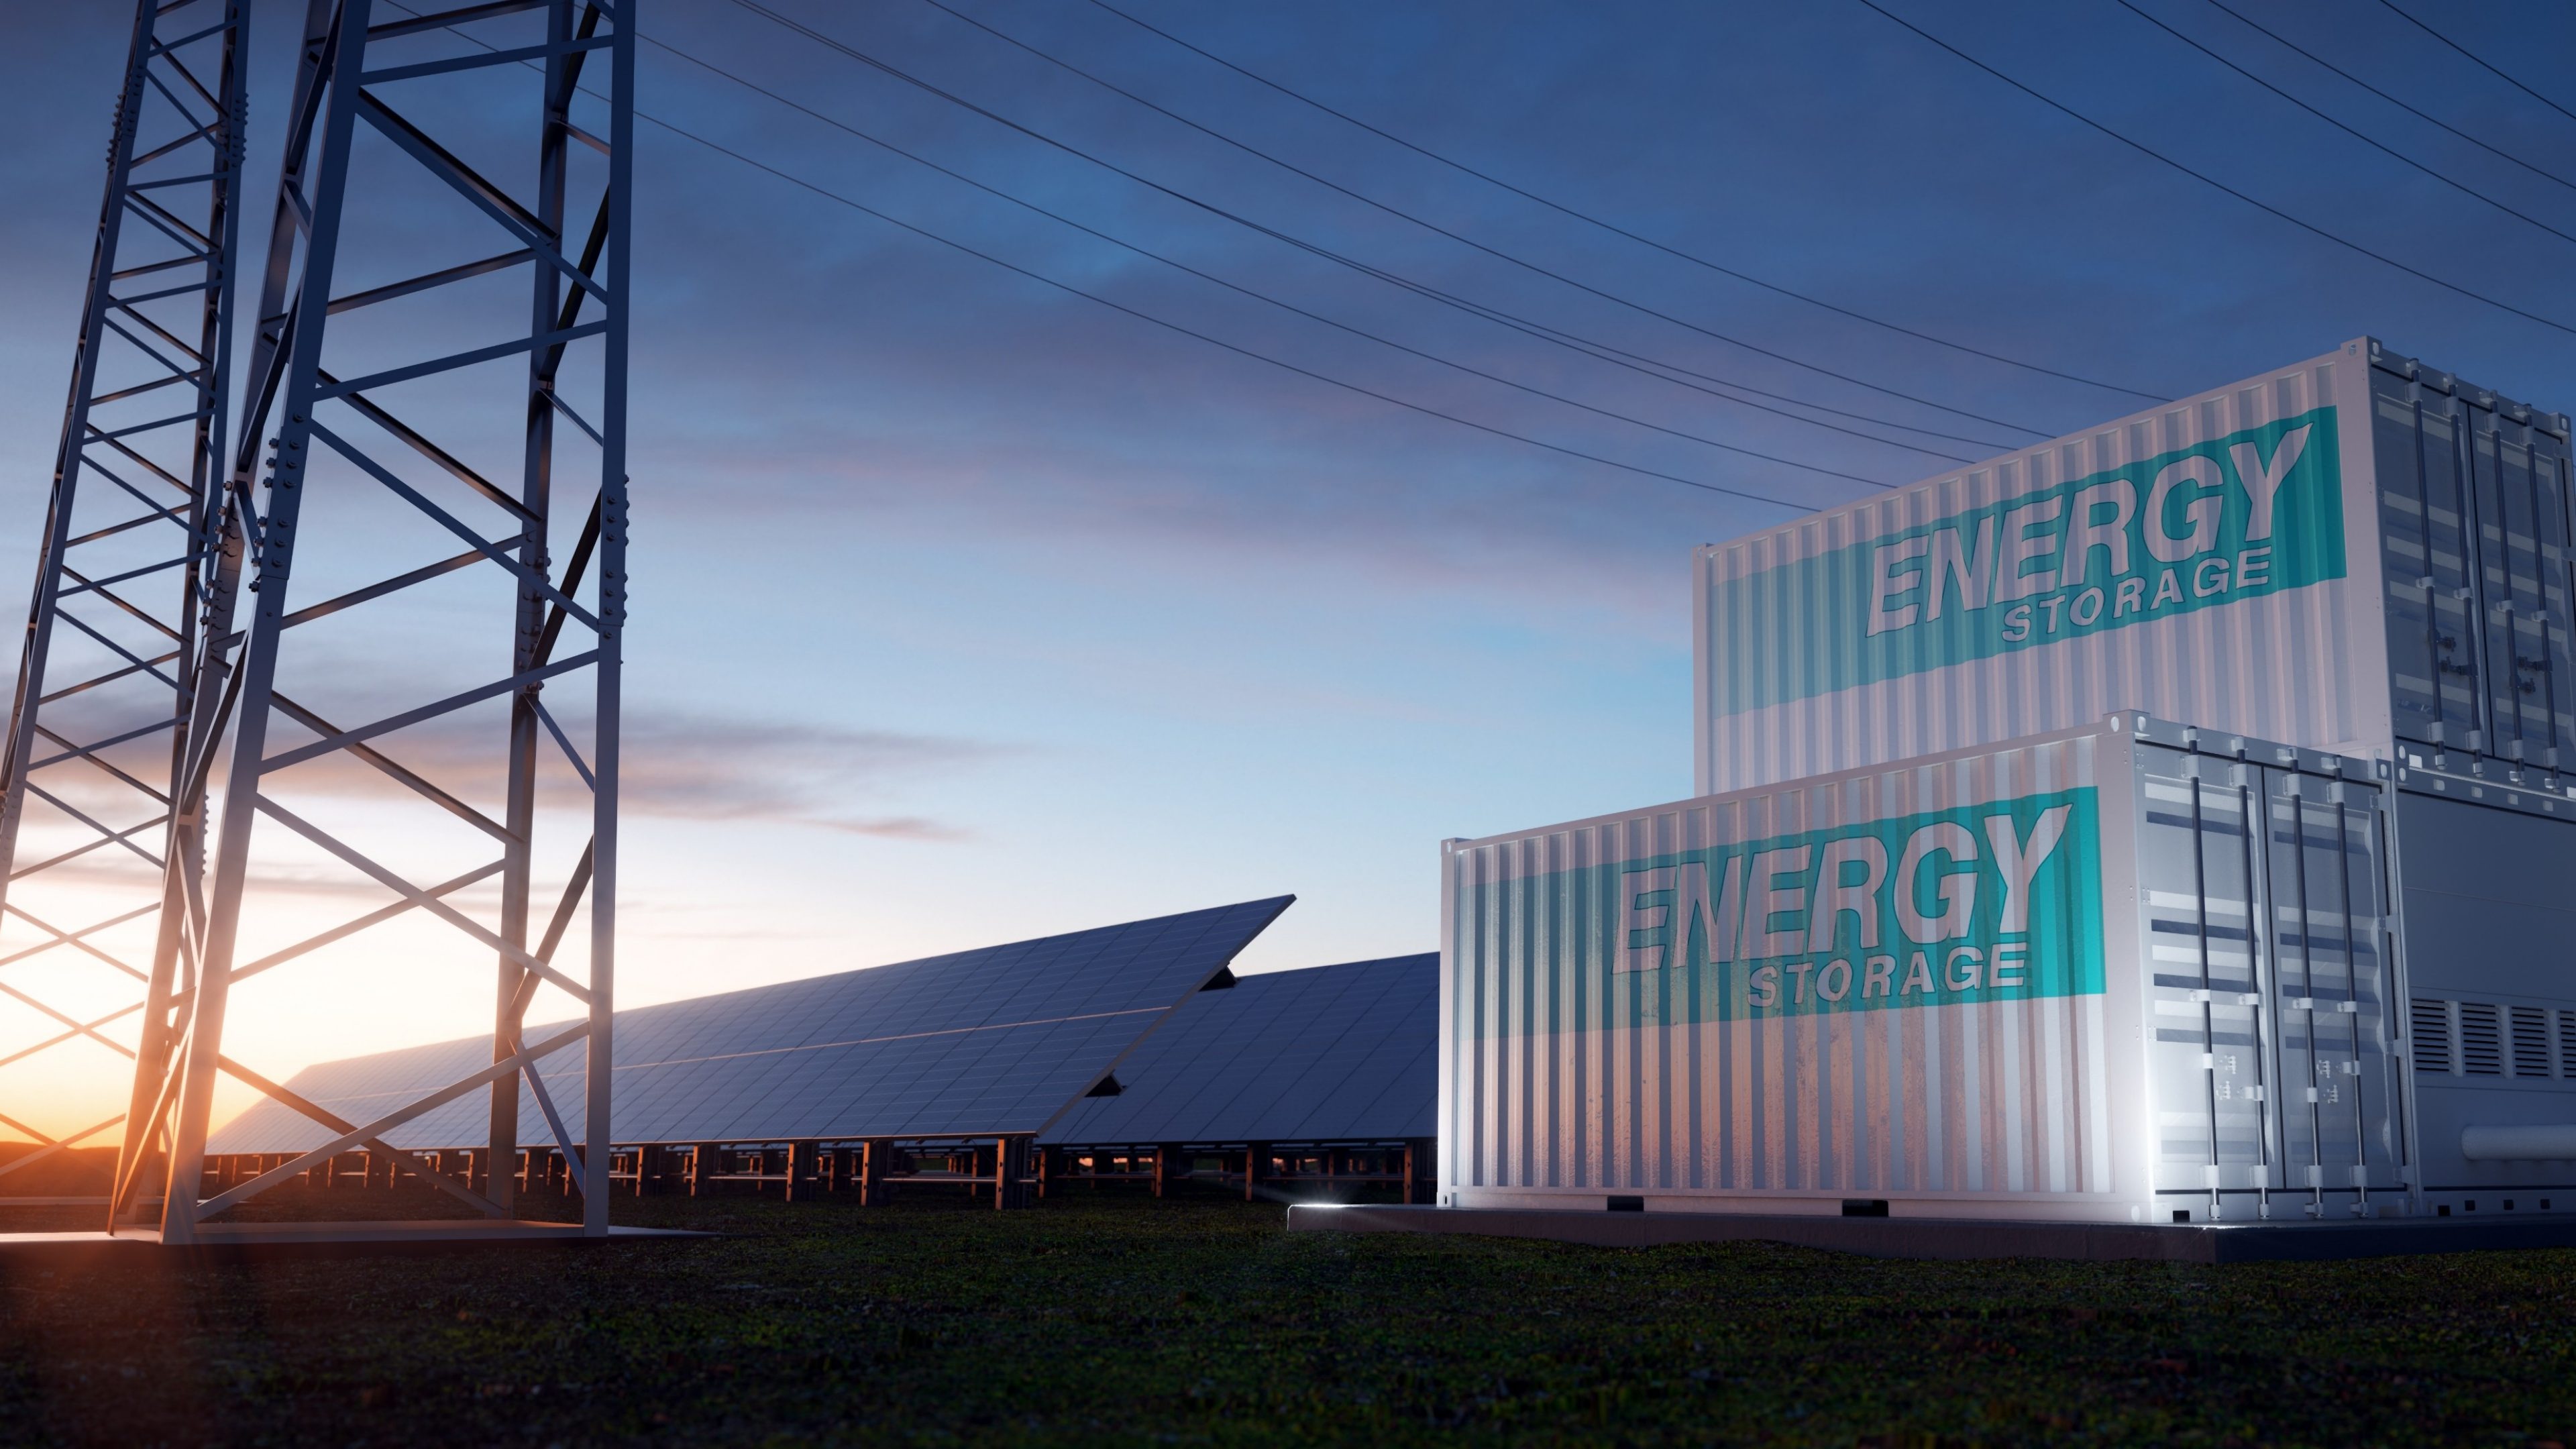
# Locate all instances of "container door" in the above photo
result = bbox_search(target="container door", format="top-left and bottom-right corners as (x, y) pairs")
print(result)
(2261, 771), (2408, 1213)
(2137, 748), (2277, 1218)
(2465, 405), (2576, 769)
(2137, 745), (2408, 1220)
(2372, 369), (2486, 753)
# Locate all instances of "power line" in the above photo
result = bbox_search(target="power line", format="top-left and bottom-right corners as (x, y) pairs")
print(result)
(736, 0), (2056, 439)
(2112, 0), (2576, 250)
(664, 31), (2012, 460)
(655, 131), (1892, 500)
(2199, 0), (2576, 197)
(718, 0), (2032, 450)
(1081, 0), (2163, 402)
(640, 34), (1975, 467)
(1855, 0), (2576, 339)
(371, 2), (1875, 510)
(1196, 206), (2018, 453)
(656, 141), (1888, 502)
(1301, 256), (2004, 452)
(2375, 0), (2576, 129)
(643, 34), (1985, 462)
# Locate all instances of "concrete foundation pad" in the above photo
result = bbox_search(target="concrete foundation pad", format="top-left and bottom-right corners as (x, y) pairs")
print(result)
(0, 1220), (702, 1263)
(1285, 1203), (2576, 1263)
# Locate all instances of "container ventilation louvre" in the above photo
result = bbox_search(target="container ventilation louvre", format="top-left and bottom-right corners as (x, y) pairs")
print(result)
(2512, 1006), (2553, 1078)
(2411, 997), (2453, 1075)
(2459, 1002), (2504, 1076)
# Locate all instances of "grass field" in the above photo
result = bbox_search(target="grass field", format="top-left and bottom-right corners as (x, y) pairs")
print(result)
(0, 1187), (2569, 1446)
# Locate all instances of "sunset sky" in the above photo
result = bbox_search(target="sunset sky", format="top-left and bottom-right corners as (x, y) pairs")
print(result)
(1, 0), (2572, 1135)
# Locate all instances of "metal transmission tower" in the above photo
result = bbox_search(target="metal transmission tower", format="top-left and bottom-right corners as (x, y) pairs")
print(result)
(0, 0), (249, 1199)
(109, 0), (632, 1242)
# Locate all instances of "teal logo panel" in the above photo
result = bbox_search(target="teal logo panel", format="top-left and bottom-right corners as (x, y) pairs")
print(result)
(1709, 409), (2345, 716)
(1457, 790), (2107, 1030)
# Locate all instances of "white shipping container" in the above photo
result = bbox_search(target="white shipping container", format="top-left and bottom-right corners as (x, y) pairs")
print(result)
(1440, 714), (2415, 1224)
(1695, 339), (2576, 798)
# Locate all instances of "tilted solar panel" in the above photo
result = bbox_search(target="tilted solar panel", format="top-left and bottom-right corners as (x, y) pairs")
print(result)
(1038, 951), (1434, 1146)
(208, 896), (1293, 1153)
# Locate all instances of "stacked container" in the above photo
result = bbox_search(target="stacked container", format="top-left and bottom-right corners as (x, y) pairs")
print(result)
(1691, 338), (2575, 798)
(1443, 338), (2576, 1222)
(1443, 714), (2408, 1222)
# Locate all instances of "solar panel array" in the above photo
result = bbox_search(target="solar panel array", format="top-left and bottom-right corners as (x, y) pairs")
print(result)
(209, 897), (1293, 1154)
(1039, 952), (1434, 1146)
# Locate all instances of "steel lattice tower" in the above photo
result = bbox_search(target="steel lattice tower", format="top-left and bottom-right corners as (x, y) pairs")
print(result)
(105, 0), (631, 1241)
(0, 0), (250, 1199)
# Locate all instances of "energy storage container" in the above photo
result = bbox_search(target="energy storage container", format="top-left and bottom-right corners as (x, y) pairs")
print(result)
(1695, 338), (2575, 798)
(1440, 713), (2413, 1223)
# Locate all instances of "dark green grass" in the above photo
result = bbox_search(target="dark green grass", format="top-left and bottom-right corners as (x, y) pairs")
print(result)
(0, 1187), (2571, 1446)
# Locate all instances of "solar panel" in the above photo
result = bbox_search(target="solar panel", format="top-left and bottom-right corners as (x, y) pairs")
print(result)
(1038, 952), (1434, 1146)
(208, 896), (1293, 1153)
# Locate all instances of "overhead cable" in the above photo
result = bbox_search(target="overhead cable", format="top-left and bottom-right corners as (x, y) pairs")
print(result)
(1081, 0), (2163, 402)
(731, 0), (2055, 439)
(380, 0), (1890, 504)
(1295, 254), (2006, 452)
(653, 127), (1895, 501)
(2113, 0), (2576, 249)
(2199, 0), (2576, 197)
(1855, 0), (2576, 339)
(718, 0), (2028, 449)
(641, 34), (1978, 466)
(2373, 0), (2576, 129)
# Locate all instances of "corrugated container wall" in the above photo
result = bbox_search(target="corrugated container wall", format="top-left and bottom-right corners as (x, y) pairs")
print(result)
(1441, 715), (2414, 1222)
(1695, 338), (2576, 797)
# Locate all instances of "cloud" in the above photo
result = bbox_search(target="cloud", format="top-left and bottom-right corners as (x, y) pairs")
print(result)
(2, 681), (1010, 845)
(612, 714), (1007, 837)
(819, 815), (972, 842)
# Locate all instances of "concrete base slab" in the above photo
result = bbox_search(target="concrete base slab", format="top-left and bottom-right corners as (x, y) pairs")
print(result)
(0, 1220), (702, 1263)
(1286, 1203), (2576, 1263)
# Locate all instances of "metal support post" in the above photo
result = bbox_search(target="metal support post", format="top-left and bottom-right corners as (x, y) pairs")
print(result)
(993, 1136), (1029, 1210)
(1244, 1142), (1270, 1203)
(104, 0), (633, 1245)
(1155, 1143), (1181, 1199)
(1405, 1139), (1434, 1204)
(859, 1139), (890, 1206)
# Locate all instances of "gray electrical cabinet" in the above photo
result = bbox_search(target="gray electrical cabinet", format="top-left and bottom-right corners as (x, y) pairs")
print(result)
(2391, 770), (2576, 1212)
